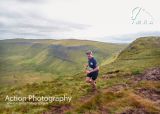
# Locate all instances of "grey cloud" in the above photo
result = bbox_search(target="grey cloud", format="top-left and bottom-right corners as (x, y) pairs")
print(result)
(1, 0), (48, 3)
(17, 0), (45, 2)
(100, 31), (160, 43)
(0, 3), (89, 39)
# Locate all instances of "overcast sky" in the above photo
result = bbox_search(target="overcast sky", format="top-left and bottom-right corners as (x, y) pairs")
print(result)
(0, 0), (160, 43)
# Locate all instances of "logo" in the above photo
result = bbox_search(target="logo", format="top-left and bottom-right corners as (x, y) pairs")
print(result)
(90, 62), (93, 65)
(131, 7), (154, 25)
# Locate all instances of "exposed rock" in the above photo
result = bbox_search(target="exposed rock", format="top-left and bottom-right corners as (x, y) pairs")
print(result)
(134, 68), (160, 81)
(135, 88), (160, 104)
(120, 108), (150, 114)
(43, 104), (71, 114)
(104, 84), (128, 93)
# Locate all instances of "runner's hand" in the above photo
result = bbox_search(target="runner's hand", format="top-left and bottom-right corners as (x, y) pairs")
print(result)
(84, 64), (88, 68)
(85, 70), (91, 74)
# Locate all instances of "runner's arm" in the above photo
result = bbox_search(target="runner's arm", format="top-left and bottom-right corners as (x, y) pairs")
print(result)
(89, 66), (99, 73)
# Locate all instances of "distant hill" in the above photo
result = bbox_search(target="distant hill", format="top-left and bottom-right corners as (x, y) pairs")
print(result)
(0, 39), (126, 86)
(0, 37), (160, 114)
(101, 36), (160, 73)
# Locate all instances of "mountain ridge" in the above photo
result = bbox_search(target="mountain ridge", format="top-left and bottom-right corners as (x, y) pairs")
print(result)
(0, 36), (160, 114)
(0, 39), (127, 86)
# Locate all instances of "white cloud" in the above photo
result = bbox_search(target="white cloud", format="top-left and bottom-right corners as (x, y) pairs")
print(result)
(0, 0), (160, 42)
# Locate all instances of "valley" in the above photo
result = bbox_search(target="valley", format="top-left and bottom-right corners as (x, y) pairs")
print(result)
(0, 39), (126, 87)
(0, 37), (159, 114)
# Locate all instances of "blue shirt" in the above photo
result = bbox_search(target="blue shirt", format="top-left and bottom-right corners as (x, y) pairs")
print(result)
(88, 57), (97, 69)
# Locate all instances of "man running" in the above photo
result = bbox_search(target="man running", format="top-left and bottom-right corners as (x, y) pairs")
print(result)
(85, 50), (99, 91)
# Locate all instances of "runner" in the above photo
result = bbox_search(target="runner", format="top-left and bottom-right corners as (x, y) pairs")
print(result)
(85, 50), (99, 91)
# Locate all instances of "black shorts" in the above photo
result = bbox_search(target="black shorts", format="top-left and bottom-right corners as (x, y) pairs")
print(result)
(87, 71), (99, 80)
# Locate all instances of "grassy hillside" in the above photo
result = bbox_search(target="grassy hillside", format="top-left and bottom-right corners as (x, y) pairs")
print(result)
(71, 36), (160, 114)
(0, 39), (126, 86)
(101, 36), (160, 74)
(0, 37), (159, 114)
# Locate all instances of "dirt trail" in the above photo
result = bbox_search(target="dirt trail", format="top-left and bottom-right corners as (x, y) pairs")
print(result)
(134, 68), (160, 81)
(120, 108), (150, 114)
(135, 88), (160, 104)
(43, 91), (100, 114)
(121, 68), (160, 114)
(43, 105), (71, 114)
(43, 67), (160, 114)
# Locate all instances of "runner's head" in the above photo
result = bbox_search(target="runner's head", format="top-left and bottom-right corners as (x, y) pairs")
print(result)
(86, 50), (93, 59)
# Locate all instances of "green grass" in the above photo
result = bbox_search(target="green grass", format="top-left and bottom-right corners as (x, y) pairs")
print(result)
(0, 37), (160, 113)
(0, 39), (127, 86)
(101, 36), (160, 74)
